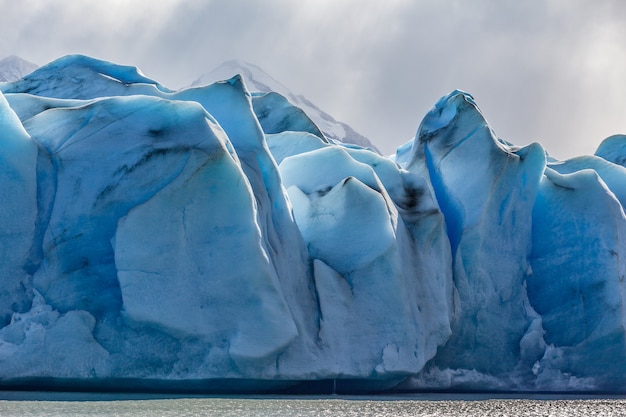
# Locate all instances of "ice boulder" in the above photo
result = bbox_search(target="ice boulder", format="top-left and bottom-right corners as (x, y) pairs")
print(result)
(0, 291), (110, 379)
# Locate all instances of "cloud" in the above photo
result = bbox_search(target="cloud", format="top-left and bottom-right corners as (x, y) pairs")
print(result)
(1, 0), (625, 157)
(320, 0), (626, 157)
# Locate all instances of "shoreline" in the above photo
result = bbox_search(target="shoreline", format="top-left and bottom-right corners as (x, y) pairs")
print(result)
(2, 390), (626, 402)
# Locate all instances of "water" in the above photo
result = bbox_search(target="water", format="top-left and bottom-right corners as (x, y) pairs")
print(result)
(1, 393), (626, 416)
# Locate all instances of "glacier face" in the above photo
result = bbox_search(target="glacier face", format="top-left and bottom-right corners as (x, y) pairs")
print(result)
(1, 55), (626, 393)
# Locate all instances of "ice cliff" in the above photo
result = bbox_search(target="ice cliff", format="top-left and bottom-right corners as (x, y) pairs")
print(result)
(0, 55), (625, 393)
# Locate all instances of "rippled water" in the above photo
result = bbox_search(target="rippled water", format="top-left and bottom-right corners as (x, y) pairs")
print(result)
(1, 393), (626, 416)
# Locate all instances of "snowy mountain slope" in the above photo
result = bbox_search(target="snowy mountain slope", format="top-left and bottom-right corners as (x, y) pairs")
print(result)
(192, 60), (379, 151)
(0, 55), (38, 82)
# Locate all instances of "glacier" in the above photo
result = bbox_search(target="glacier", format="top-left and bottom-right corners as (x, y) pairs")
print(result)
(1, 54), (626, 393)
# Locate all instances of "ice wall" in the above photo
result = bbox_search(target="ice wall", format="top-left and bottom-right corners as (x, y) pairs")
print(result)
(1, 55), (626, 392)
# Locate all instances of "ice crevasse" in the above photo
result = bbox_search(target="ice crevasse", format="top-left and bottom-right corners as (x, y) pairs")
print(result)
(0, 55), (626, 392)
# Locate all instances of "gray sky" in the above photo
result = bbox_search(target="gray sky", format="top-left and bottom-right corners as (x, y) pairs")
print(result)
(2, 0), (625, 158)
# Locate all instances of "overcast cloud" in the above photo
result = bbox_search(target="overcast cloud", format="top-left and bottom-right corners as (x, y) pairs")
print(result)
(2, 0), (625, 157)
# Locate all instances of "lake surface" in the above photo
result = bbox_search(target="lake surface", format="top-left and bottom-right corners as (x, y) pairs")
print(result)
(1, 392), (626, 416)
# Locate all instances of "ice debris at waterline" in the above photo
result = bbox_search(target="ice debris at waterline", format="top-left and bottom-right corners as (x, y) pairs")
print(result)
(1, 54), (626, 393)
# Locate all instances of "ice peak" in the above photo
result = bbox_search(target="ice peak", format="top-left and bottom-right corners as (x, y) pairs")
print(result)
(225, 74), (246, 91)
(417, 89), (489, 140)
(192, 60), (378, 151)
(1, 54), (172, 99)
(37, 54), (166, 88)
(595, 134), (626, 167)
(192, 59), (292, 101)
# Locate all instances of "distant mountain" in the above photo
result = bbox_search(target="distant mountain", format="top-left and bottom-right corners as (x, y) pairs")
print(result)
(192, 60), (379, 151)
(0, 55), (38, 82)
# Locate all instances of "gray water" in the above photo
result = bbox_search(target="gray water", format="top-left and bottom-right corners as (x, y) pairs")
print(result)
(1, 393), (626, 416)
